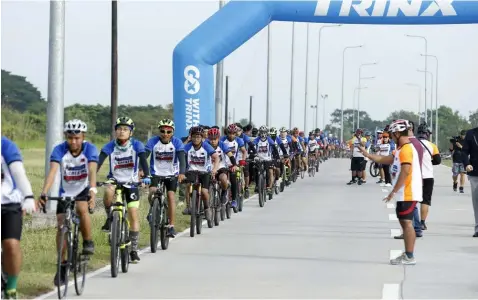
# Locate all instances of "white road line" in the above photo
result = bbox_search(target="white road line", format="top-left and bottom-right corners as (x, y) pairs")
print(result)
(388, 213), (398, 221)
(382, 283), (400, 300)
(390, 229), (401, 238)
(389, 249), (403, 260)
(386, 203), (395, 209)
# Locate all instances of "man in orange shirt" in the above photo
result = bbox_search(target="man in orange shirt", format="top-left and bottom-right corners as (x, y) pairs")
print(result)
(360, 120), (422, 265)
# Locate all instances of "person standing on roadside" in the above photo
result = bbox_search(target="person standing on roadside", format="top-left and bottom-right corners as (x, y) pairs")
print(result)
(450, 130), (468, 193)
(360, 119), (422, 265)
(462, 126), (478, 237)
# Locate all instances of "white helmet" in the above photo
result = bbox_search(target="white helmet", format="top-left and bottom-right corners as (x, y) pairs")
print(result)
(64, 119), (87, 133)
(389, 119), (410, 133)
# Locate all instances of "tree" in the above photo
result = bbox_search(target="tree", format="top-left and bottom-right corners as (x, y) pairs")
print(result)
(469, 109), (478, 128)
(1, 69), (46, 114)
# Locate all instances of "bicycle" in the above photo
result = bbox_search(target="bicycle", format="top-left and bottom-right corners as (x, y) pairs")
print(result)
(250, 157), (267, 207)
(148, 176), (174, 253)
(369, 161), (380, 178)
(47, 195), (92, 299)
(184, 171), (211, 237)
(234, 166), (245, 213)
(209, 176), (222, 226)
(308, 154), (316, 177)
(97, 179), (136, 278)
(1, 250), (6, 296)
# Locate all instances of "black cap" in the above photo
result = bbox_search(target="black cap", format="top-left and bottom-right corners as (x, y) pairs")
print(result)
(461, 129), (467, 135)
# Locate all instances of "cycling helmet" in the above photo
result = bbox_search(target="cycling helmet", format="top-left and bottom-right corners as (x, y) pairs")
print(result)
(364, 131), (371, 136)
(259, 125), (268, 133)
(292, 127), (299, 133)
(115, 117), (135, 130)
(279, 127), (287, 133)
(355, 128), (363, 135)
(189, 126), (204, 135)
(309, 131), (314, 136)
(269, 127), (278, 136)
(158, 119), (175, 130)
(417, 123), (432, 135)
(389, 119), (410, 133)
(227, 124), (237, 134)
(299, 131), (304, 136)
(64, 119), (87, 133)
(376, 130), (383, 134)
(208, 128), (221, 138)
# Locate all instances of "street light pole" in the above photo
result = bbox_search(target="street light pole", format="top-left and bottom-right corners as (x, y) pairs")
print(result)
(289, 22), (295, 129)
(357, 62), (377, 129)
(405, 83), (422, 125)
(353, 86), (368, 130)
(340, 45), (363, 142)
(266, 25), (272, 126)
(422, 54), (439, 144)
(406, 34), (428, 122)
(321, 94), (328, 129)
(310, 105), (318, 128)
(418, 69), (434, 129)
(315, 24), (342, 130)
(304, 24), (310, 133)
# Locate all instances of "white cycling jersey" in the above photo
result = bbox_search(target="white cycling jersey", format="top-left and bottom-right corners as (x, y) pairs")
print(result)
(146, 136), (184, 177)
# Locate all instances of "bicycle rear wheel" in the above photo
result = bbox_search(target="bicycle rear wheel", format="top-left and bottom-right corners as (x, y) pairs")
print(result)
(110, 212), (121, 278)
(160, 199), (170, 250)
(57, 225), (71, 299)
(73, 224), (87, 296)
(258, 174), (264, 207)
(150, 198), (160, 253)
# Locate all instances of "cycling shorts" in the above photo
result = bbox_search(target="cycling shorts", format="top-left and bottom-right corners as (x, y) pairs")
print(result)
(186, 171), (211, 190)
(151, 176), (178, 193)
(1, 203), (23, 241)
(56, 187), (90, 215)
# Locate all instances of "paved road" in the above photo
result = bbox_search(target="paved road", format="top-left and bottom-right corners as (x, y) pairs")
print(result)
(40, 159), (477, 299)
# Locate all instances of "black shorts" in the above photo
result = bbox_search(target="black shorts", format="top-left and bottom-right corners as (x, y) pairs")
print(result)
(422, 178), (434, 206)
(56, 188), (90, 215)
(361, 160), (368, 171)
(1, 203), (23, 241)
(396, 201), (418, 220)
(151, 176), (178, 193)
(186, 171), (211, 190)
(351, 157), (365, 172)
(263, 160), (275, 170)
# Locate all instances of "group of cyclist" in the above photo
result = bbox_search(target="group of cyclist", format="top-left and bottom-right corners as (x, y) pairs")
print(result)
(1, 116), (345, 299)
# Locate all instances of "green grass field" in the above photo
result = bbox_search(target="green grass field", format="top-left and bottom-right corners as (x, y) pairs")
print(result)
(16, 149), (192, 298)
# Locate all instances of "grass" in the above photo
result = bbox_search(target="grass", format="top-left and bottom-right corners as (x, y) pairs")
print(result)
(16, 147), (255, 298)
(16, 148), (192, 298)
(441, 160), (452, 167)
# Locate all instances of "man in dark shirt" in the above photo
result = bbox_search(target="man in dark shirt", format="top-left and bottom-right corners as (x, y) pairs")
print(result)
(449, 130), (467, 193)
(462, 127), (478, 237)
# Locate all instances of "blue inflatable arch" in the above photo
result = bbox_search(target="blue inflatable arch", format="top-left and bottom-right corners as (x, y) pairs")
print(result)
(173, 0), (478, 137)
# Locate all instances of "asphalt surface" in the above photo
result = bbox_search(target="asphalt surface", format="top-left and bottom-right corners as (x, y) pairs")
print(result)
(39, 158), (477, 299)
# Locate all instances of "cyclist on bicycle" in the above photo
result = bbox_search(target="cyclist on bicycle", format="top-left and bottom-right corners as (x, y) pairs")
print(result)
(276, 127), (292, 183)
(306, 131), (319, 169)
(1, 136), (36, 299)
(220, 124), (247, 208)
(38, 119), (98, 286)
(206, 128), (238, 204)
(184, 126), (220, 221)
(145, 119), (186, 237)
(97, 117), (150, 263)
(252, 126), (281, 193)
(235, 124), (256, 199)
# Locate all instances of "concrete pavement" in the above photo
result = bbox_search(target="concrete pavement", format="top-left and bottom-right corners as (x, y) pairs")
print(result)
(38, 159), (477, 299)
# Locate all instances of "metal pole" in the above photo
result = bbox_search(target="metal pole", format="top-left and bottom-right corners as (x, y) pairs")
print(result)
(289, 22), (295, 129)
(215, 0), (225, 129)
(405, 83), (421, 125)
(417, 69), (433, 129)
(321, 94), (328, 129)
(304, 24), (309, 133)
(357, 69), (362, 129)
(45, 0), (66, 212)
(110, 0), (118, 140)
(224, 76), (229, 127)
(266, 25), (271, 126)
(340, 45), (362, 142)
(422, 54), (439, 144)
(249, 96), (253, 124)
(406, 35), (428, 123)
(352, 88), (358, 130)
(233, 108), (235, 123)
(315, 24), (342, 131)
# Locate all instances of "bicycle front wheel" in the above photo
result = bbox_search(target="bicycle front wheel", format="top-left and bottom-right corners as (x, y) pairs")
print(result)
(149, 198), (160, 253)
(110, 212), (121, 278)
(190, 190), (197, 237)
(73, 224), (87, 296)
(57, 225), (71, 299)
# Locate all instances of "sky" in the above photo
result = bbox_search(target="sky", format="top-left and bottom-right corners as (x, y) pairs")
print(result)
(2, 0), (478, 131)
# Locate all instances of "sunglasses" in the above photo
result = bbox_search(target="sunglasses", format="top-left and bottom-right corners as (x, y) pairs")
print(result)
(65, 130), (82, 135)
(160, 130), (173, 134)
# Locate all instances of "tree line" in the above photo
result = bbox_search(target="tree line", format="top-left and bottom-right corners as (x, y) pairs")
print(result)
(2, 69), (477, 151)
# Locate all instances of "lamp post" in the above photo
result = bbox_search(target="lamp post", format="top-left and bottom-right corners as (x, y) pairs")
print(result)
(321, 94), (328, 129)
(340, 45), (363, 142)
(310, 105), (318, 128)
(304, 24), (310, 133)
(405, 83), (422, 125)
(406, 34), (428, 122)
(315, 24), (342, 130)
(417, 69), (434, 129)
(289, 22), (295, 128)
(421, 54), (439, 144)
(353, 86), (368, 130)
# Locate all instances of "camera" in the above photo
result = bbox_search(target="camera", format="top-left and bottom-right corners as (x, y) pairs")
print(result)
(449, 136), (460, 143)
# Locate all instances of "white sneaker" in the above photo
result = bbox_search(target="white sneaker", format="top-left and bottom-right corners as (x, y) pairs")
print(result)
(385, 183), (392, 187)
(380, 183), (386, 187)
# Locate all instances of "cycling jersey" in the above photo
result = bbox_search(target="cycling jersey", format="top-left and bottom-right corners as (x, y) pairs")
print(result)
(379, 142), (395, 156)
(254, 137), (276, 161)
(205, 140), (230, 169)
(1, 137), (23, 205)
(184, 142), (216, 172)
(307, 138), (318, 152)
(391, 143), (423, 202)
(350, 136), (367, 158)
(418, 139), (439, 179)
(50, 141), (99, 197)
(146, 136), (184, 177)
(276, 136), (292, 156)
(101, 139), (145, 182)
(220, 136), (245, 161)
